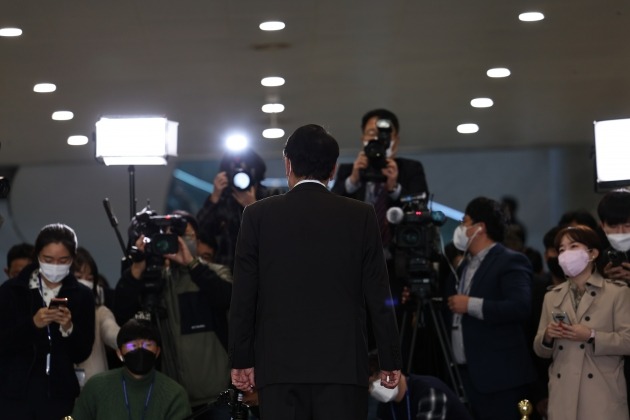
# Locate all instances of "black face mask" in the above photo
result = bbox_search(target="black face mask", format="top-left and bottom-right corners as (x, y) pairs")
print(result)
(123, 348), (156, 376)
(546, 257), (565, 280)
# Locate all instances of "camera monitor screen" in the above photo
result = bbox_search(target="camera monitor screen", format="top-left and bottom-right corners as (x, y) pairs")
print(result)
(594, 118), (630, 191)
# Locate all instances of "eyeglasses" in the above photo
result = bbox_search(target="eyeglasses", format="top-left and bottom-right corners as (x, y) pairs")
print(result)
(122, 339), (157, 352)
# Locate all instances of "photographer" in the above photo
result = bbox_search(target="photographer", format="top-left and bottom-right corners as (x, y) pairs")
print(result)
(597, 189), (630, 283)
(331, 109), (429, 248)
(114, 211), (232, 420)
(197, 149), (270, 271)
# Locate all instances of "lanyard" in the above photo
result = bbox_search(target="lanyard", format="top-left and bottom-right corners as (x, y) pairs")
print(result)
(122, 372), (155, 420)
(388, 390), (411, 420)
(37, 274), (53, 375)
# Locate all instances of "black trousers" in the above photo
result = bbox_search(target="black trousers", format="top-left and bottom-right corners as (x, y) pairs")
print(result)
(258, 383), (368, 420)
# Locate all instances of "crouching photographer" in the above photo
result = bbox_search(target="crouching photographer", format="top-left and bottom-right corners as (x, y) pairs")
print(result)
(114, 209), (233, 420)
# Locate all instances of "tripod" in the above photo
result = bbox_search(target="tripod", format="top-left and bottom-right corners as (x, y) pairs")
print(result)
(400, 281), (468, 406)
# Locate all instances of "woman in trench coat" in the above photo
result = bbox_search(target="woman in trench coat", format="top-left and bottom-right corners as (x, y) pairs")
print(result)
(534, 225), (630, 420)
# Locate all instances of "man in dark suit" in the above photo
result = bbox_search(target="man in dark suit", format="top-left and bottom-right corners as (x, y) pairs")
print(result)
(445, 197), (535, 420)
(229, 124), (402, 419)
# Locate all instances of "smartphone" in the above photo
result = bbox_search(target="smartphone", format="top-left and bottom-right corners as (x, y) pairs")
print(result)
(552, 311), (571, 325)
(49, 297), (68, 309)
(608, 249), (628, 267)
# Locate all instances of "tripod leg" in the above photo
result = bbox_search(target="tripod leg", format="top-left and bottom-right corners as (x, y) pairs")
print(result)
(405, 302), (423, 373)
(426, 299), (469, 406)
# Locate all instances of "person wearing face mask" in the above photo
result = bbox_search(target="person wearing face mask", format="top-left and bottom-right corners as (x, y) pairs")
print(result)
(0, 223), (95, 420)
(525, 226), (567, 420)
(596, 189), (630, 283)
(114, 211), (233, 420)
(367, 352), (473, 420)
(534, 225), (630, 420)
(444, 197), (535, 420)
(71, 319), (191, 420)
(73, 247), (121, 385)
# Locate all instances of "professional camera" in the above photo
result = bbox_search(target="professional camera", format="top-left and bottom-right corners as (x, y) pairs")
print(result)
(128, 207), (187, 274)
(223, 154), (261, 191)
(387, 194), (446, 297)
(362, 118), (393, 182)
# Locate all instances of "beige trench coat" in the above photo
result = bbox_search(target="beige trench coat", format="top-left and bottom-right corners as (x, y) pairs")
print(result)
(534, 273), (630, 420)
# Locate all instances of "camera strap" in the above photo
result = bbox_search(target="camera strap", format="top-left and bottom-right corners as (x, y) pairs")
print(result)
(122, 372), (155, 420)
(37, 274), (53, 375)
(388, 389), (410, 420)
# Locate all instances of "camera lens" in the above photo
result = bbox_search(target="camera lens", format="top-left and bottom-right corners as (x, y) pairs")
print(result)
(232, 172), (251, 190)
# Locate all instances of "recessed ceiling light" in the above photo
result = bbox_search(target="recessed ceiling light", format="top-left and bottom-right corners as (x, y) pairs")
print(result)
(0, 27), (22, 37)
(263, 128), (285, 138)
(67, 135), (88, 146)
(487, 68), (511, 78)
(262, 103), (285, 113)
(519, 12), (544, 22)
(470, 98), (494, 108)
(261, 77), (285, 87)
(52, 111), (74, 121)
(259, 21), (285, 31)
(33, 83), (57, 93)
(457, 124), (479, 134)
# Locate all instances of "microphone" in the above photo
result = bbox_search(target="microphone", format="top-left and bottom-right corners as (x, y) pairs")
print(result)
(400, 192), (427, 203)
(386, 207), (404, 225)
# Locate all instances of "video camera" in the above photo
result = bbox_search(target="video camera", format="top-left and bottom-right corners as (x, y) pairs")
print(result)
(128, 207), (187, 273)
(362, 119), (393, 182)
(387, 194), (446, 297)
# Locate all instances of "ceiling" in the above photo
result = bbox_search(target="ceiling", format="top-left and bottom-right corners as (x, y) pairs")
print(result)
(1, 0), (630, 167)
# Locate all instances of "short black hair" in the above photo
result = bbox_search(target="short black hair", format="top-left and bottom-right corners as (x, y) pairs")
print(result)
(465, 197), (506, 243)
(597, 189), (630, 225)
(543, 226), (562, 250)
(172, 210), (199, 235)
(6, 243), (34, 268)
(361, 109), (400, 133)
(557, 210), (598, 231)
(283, 124), (339, 181)
(117, 319), (162, 349)
(34, 223), (78, 259)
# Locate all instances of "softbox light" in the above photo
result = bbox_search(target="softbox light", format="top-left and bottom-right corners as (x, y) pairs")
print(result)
(95, 116), (178, 166)
(594, 118), (630, 191)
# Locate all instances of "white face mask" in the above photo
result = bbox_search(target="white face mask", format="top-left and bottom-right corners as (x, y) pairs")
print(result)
(606, 233), (630, 252)
(453, 224), (481, 252)
(39, 261), (71, 283)
(183, 237), (197, 258)
(369, 378), (399, 403)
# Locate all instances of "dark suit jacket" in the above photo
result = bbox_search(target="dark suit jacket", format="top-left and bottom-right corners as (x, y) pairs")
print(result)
(331, 157), (429, 204)
(444, 244), (536, 393)
(229, 182), (402, 388)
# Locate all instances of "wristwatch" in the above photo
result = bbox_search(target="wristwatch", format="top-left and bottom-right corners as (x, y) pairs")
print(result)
(587, 329), (596, 344)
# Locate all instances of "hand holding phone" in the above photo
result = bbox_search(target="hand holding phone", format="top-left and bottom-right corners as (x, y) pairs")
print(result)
(48, 297), (68, 310)
(552, 311), (571, 325)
